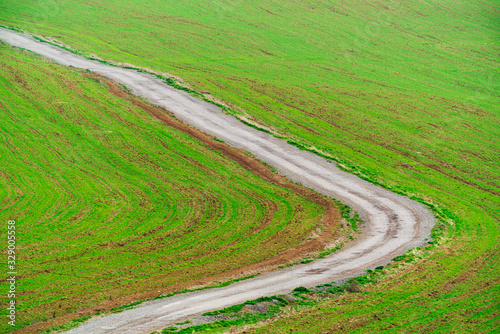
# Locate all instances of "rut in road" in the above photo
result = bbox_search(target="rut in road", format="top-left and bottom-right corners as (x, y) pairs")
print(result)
(0, 28), (435, 334)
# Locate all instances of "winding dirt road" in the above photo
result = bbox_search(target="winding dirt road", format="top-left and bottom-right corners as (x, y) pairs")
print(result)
(0, 28), (435, 334)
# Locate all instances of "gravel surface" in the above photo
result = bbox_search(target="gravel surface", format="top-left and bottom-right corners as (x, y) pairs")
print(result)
(0, 28), (435, 334)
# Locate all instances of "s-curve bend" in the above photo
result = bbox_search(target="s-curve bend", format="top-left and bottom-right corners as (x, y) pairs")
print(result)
(0, 28), (435, 334)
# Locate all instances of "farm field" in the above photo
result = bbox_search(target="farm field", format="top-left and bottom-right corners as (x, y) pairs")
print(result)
(0, 45), (339, 333)
(0, 0), (499, 332)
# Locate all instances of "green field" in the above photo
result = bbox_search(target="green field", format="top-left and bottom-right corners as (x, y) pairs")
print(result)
(0, 0), (499, 332)
(0, 45), (335, 333)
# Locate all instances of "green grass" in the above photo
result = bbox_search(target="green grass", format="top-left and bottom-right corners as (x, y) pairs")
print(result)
(0, 45), (328, 333)
(0, 0), (499, 332)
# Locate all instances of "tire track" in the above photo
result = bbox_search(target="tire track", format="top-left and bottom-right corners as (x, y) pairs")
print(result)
(0, 28), (434, 334)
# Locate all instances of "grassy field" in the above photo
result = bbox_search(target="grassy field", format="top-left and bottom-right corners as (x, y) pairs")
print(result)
(0, 45), (338, 333)
(0, 0), (499, 332)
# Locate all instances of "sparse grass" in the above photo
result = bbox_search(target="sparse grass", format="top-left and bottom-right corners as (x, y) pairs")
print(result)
(0, 0), (498, 332)
(41, 315), (91, 334)
(109, 274), (260, 314)
(0, 46), (329, 333)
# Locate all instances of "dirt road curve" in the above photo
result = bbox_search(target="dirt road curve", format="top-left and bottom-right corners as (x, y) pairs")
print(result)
(0, 28), (434, 334)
